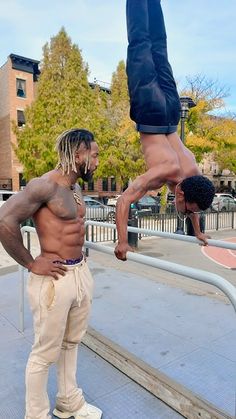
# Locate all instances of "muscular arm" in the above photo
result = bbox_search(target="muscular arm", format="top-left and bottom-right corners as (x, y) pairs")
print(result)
(0, 178), (55, 269)
(115, 164), (180, 260)
(116, 175), (149, 246)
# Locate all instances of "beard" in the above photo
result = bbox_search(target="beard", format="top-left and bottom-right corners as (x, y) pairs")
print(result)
(79, 162), (94, 182)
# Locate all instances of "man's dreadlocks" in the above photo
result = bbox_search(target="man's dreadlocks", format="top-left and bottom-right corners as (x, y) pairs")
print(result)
(55, 128), (94, 174)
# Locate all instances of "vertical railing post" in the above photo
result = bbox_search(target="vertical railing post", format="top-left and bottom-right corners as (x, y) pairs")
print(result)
(19, 229), (31, 332)
(216, 211), (219, 231)
(19, 265), (24, 332)
(113, 225), (116, 243)
(26, 231), (31, 252)
(161, 214), (165, 232)
(85, 224), (89, 257)
(138, 218), (142, 240)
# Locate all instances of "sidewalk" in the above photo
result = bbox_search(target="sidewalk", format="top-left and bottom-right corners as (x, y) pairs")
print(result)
(0, 268), (183, 419)
(0, 229), (236, 417)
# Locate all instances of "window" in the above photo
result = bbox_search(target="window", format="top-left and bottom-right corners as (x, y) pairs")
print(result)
(111, 177), (116, 192)
(102, 178), (108, 191)
(16, 78), (26, 98)
(87, 180), (94, 191)
(19, 173), (26, 188)
(17, 110), (25, 127)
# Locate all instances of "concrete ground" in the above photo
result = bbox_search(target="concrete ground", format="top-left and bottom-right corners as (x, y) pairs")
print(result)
(0, 228), (236, 417)
(0, 268), (183, 419)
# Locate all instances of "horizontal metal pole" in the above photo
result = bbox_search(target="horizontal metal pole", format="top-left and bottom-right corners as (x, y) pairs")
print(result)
(85, 240), (236, 313)
(86, 220), (236, 251)
(21, 226), (36, 234)
(20, 226), (236, 313)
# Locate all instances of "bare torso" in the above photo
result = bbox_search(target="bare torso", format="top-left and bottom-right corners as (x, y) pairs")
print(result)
(33, 177), (86, 261)
(0, 146), (99, 275)
(114, 132), (202, 260)
(140, 132), (199, 193)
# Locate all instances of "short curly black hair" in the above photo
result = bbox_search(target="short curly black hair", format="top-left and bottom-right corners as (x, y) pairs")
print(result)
(180, 175), (215, 211)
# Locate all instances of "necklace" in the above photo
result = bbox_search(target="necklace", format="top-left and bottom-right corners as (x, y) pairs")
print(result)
(73, 190), (82, 205)
(61, 174), (82, 205)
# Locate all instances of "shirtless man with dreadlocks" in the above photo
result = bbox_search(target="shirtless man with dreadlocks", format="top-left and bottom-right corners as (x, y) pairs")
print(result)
(0, 129), (102, 419)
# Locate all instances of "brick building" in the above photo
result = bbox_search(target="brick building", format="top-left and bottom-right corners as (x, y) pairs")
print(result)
(0, 53), (122, 198)
(0, 54), (40, 191)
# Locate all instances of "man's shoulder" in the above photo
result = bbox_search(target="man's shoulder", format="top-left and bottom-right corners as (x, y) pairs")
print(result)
(25, 174), (58, 202)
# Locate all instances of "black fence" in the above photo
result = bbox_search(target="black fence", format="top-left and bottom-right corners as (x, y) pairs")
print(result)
(85, 210), (236, 243)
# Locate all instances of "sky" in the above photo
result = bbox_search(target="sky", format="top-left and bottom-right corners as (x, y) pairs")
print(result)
(1, 0), (236, 114)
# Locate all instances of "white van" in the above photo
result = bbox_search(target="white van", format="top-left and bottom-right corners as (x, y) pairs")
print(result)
(0, 190), (17, 208)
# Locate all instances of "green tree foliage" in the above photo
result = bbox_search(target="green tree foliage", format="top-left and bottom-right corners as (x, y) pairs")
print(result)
(180, 74), (236, 170)
(14, 28), (107, 180)
(14, 32), (235, 186)
(96, 61), (145, 188)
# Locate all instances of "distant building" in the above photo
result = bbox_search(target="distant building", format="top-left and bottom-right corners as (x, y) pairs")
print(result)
(0, 53), (122, 198)
(199, 154), (236, 192)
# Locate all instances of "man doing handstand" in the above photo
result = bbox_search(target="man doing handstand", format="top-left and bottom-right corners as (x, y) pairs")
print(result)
(115, 0), (215, 261)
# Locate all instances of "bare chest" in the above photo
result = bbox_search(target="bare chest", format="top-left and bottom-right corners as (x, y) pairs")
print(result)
(47, 188), (85, 220)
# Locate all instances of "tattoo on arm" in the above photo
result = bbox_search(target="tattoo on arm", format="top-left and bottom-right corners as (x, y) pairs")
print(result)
(0, 177), (56, 268)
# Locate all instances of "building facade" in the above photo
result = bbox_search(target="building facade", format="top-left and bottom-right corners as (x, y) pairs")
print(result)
(199, 154), (236, 193)
(0, 54), (40, 190)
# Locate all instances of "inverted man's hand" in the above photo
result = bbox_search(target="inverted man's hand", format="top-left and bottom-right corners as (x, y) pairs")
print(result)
(196, 232), (211, 246)
(29, 256), (67, 279)
(114, 242), (134, 261)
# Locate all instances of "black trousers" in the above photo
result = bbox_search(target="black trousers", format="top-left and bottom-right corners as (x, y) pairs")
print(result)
(126, 0), (181, 134)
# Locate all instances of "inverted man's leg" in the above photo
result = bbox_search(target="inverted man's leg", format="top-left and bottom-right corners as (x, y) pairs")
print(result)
(126, 0), (167, 131)
(148, 0), (181, 127)
(126, 0), (153, 94)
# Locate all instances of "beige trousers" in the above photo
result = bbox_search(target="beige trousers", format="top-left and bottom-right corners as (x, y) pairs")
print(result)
(25, 259), (94, 419)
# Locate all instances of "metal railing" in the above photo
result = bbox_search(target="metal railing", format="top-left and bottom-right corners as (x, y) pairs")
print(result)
(19, 224), (236, 334)
(84, 210), (236, 242)
(86, 220), (236, 250)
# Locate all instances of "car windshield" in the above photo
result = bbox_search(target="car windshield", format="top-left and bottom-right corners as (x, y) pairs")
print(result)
(139, 196), (156, 204)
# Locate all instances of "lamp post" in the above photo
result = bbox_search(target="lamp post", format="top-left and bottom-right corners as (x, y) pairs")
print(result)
(179, 96), (196, 144)
(175, 96), (196, 235)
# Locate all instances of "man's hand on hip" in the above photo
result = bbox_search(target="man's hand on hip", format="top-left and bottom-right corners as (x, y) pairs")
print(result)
(29, 256), (67, 279)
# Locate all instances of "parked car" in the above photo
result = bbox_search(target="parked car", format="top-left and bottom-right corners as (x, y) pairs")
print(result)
(132, 195), (160, 214)
(214, 193), (236, 203)
(211, 195), (236, 212)
(0, 190), (17, 207)
(107, 195), (121, 207)
(83, 196), (115, 222)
